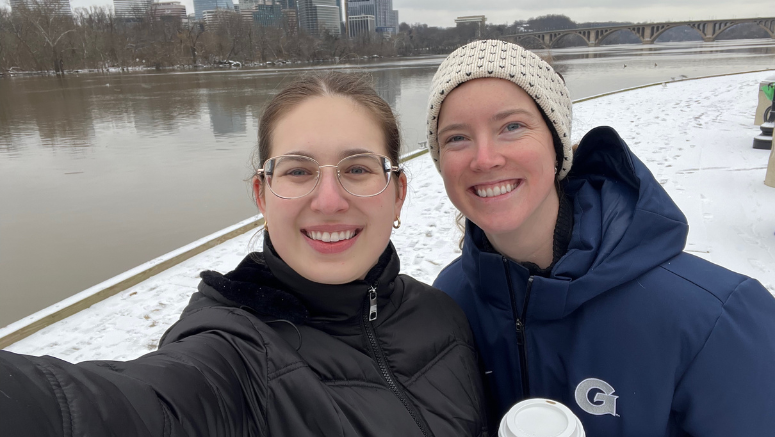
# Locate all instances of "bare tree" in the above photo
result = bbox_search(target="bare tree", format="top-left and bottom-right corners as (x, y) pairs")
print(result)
(180, 21), (205, 65)
(14, 0), (76, 73)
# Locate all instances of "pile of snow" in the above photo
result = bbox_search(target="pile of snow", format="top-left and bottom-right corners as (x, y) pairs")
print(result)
(6, 71), (775, 361)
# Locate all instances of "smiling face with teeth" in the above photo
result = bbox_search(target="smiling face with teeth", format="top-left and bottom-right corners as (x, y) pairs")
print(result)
(255, 95), (406, 285)
(437, 78), (559, 267)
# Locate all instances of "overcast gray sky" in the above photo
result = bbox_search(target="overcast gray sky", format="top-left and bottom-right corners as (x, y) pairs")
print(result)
(49, 0), (775, 27)
(394, 0), (773, 27)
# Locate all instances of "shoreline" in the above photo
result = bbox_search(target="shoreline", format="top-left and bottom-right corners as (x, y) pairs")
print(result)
(0, 54), (442, 78)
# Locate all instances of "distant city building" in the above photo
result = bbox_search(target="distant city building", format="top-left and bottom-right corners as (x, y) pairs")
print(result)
(455, 15), (486, 38)
(193, 0), (234, 20)
(251, 1), (283, 27)
(10, 0), (72, 15)
(347, 0), (374, 17)
(282, 8), (298, 34)
(239, 0), (275, 9)
(297, 0), (340, 36)
(202, 8), (232, 26)
(374, 0), (396, 35)
(349, 0), (395, 36)
(114, 0), (152, 19)
(153, 1), (187, 20)
(348, 14), (374, 38)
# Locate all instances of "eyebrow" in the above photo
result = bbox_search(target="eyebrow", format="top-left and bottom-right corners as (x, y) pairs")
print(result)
(437, 109), (538, 138)
(492, 108), (536, 122)
(437, 123), (467, 139)
(281, 147), (377, 160)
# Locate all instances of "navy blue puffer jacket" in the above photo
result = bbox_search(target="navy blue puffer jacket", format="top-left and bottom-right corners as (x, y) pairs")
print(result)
(434, 126), (775, 437)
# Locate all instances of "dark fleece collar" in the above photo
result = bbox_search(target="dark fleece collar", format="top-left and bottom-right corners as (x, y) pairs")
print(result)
(479, 193), (574, 277)
(199, 234), (397, 325)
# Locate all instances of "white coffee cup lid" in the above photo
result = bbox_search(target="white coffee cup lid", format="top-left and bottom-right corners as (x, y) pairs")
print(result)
(499, 398), (585, 437)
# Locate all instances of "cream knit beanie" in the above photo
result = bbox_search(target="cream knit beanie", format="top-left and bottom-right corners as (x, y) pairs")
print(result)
(426, 40), (573, 179)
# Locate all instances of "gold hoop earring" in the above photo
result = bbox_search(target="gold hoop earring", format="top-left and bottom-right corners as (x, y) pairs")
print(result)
(263, 220), (268, 233)
(393, 217), (401, 229)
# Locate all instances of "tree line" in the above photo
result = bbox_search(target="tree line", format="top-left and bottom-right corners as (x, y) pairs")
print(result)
(0, 0), (401, 73)
(1, 6), (768, 74)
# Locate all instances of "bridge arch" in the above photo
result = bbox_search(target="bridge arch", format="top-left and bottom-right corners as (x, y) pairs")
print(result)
(711, 20), (775, 40)
(651, 23), (705, 42)
(550, 31), (590, 48)
(511, 35), (549, 49)
(596, 28), (643, 46)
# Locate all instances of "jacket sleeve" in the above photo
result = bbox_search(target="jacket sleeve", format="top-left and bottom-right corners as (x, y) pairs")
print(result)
(0, 306), (269, 437)
(672, 278), (775, 436)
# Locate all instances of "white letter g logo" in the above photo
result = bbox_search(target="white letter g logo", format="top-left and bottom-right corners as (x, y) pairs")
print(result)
(575, 378), (619, 417)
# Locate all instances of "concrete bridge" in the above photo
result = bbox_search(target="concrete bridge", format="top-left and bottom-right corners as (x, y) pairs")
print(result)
(504, 17), (775, 48)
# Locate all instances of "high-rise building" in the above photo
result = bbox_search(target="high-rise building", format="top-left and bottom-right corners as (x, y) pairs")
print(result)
(153, 1), (187, 20)
(251, 1), (282, 27)
(202, 8), (233, 27)
(282, 8), (298, 34)
(193, 0), (234, 20)
(297, 0), (340, 37)
(10, 0), (72, 15)
(240, 0), (277, 10)
(374, 0), (396, 34)
(348, 14), (374, 38)
(347, 0), (373, 17)
(348, 0), (394, 35)
(114, 0), (152, 19)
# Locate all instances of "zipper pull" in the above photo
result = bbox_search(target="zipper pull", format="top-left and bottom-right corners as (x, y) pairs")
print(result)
(368, 285), (378, 321)
(515, 319), (525, 345)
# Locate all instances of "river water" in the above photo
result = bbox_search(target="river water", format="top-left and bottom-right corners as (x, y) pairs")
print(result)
(1, 38), (774, 328)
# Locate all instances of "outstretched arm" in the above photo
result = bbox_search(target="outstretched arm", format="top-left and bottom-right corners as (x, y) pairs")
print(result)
(0, 305), (269, 437)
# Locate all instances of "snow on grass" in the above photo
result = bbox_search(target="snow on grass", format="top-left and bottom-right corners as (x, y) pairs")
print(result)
(6, 71), (775, 361)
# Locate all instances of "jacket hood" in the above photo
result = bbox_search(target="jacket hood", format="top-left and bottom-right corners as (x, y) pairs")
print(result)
(463, 126), (689, 320)
(198, 234), (400, 328)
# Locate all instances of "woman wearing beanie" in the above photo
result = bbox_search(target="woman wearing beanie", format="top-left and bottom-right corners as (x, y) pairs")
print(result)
(429, 40), (775, 436)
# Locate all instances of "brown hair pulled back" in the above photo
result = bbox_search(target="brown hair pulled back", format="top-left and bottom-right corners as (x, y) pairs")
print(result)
(254, 71), (402, 174)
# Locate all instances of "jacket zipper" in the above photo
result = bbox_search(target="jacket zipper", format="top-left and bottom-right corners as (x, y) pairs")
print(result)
(503, 257), (532, 398)
(362, 286), (434, 437)
(368, 285), (378, 321)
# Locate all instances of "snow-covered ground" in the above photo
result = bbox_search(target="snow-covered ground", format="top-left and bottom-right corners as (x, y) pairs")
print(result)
(6, 71), (775, 361)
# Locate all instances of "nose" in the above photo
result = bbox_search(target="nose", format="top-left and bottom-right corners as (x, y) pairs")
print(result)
(309, 167), (349, 214)
(470, 136), (505, 171)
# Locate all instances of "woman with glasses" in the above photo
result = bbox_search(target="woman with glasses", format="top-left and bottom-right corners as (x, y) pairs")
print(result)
(0, 72), (488, 436)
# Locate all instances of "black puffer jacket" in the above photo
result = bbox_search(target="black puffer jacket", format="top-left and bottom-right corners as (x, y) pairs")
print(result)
(0, 238), (488, 437)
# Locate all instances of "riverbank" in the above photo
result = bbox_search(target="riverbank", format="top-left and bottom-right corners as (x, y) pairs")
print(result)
(0, 55), (400, 77)
(4, 70), (774, 360)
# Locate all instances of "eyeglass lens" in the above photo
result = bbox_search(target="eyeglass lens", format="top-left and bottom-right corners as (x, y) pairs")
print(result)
(266, 154), (391, 198)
